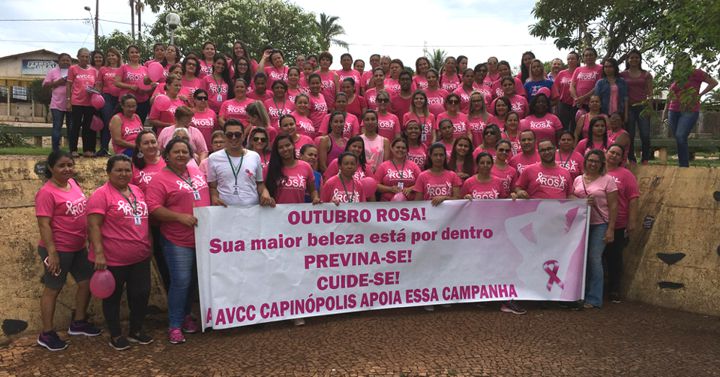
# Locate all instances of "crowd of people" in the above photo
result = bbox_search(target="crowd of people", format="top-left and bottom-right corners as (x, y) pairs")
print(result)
(36, 41), (716, 351)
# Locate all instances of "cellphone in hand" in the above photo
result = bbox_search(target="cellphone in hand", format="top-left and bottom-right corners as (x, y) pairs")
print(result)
(43, 256), (61, 276)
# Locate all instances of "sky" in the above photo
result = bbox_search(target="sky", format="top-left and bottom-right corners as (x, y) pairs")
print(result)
(0, 0), (569, 70)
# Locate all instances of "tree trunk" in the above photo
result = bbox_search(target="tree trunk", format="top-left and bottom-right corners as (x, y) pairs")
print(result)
(130, 0), (135, 40)
(137, 5), (142, 43)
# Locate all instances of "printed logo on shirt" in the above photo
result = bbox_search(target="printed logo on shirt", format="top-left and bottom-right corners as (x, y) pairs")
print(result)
(426, 182), (452, 197)
(117, 199), (149, 217)
(385, 169), (415, 180)
(226, 105), (247, 115)
(192, 117), (215, 128)
(577, 72), (599, 81)
(65, 197), (87, 217)
(378, 119), (396, 132)
(280, 174), (307, 189)
(470, 188), (500, 199)
(427, 97), (444, 106)
(558, 159), (580, 173)
(208, 83), (228, 94)
(176, 174), (208, 191)
(321, 80), (334, 90)
(125, 72), (144, 82)
(535, 172), (567, 189)
(269, 71), (287, 81)
(123, 126), (142, 137)
(529, 120), (553, 130)
(332, 189), (361, 203)
(138, 170), (155, 185)
(511, 101), (525, 113)
(312, 102), (328, 113)
(453, 122), (467, 134)
(75, 74), (96, 81)
(297, 121), (315, 135)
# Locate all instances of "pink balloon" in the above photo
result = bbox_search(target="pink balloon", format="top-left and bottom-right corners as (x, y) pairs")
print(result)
(148, 62), (164, 82)
(154, 94), (171, 112)
(90, 93), (105, 110)
(90, 115), (104, 131)
(361, 177), (377, 198)
(90, 270), (115, 299)
(391, 192), (406, 202)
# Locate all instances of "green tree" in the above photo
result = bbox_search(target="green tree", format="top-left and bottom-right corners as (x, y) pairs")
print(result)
(144, 0), (323, 62)
(316, 13), (348, 52)
(97, 30), (156, 60)
(530, 0), (720, 74)
(426, 49), (447, 71)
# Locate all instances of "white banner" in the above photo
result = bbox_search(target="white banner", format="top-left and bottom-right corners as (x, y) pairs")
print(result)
(195, 200), (589, 330)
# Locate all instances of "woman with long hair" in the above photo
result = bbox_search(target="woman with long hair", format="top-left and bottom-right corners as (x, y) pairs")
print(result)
(115, 45), (155, 123)
(518, 51), (535, 83)
(467, 91), (499, 147)
(248, 127), (272, 180)
(436, 93), (469, 141)
(575, 94), (607, 140)
(524, 59), (553, 101)
(148, 75), (186, 134)
(413, 56), (431, 90)
(203, 54), (233, 113)
(360, 109), (391, 173)
(462, 152), (505, 199)
(472, 124), (501, 159)
(198, 42), (216, 77)
(259, 49), (289, 88)
(323, 135), (374, 183)
(341, 77), (366, 119)
(575, 116), (610, 156)
(491, 77), (529, 119)
(318, 111), (349, 172)
(190, 89), (219, 151)
(425, 68), (449, 116)
(414, 142), (461, 207)
(403, 90), (435, 147)
(491, 139), (518, 198)
(218, 79), (254, 126)
(555, 130), (584, 180)
(97, 47), (122, 156)
(375, 90), (401, 141)
(594, 58), (628, 120)
(620, 49), (653, 164)
(570, 47), (603, 109)
(449, 136), (475, 180)
(179, 57), (203, 100)
(279, 114), (315, 157)
(439, 56), (461, 92)
(375, 137), (421, 201)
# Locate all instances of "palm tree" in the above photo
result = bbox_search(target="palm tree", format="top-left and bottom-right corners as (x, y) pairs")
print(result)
(136, 1), (144, 42)
(426, 49), (447, 71)
(316, 13), (348, 52)
(129, 0), (135, 40)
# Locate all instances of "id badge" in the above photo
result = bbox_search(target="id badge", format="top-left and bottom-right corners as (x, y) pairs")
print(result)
(216, 94), (223, 102)
(233, 185), (240, 195)
(397, 182), (404, 190)
(134, 216), (142, 226)
(193, 190), (201, 200)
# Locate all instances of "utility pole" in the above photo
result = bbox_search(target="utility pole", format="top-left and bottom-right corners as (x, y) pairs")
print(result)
(94, 0), (99, 50)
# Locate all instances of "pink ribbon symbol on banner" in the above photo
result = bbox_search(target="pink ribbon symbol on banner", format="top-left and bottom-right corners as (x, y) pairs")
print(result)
(543, 259), (564, 292)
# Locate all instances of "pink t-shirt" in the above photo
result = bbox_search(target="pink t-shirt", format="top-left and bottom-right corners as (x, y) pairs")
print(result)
(468, 113), (500, 147)
(274, 160), (315, 204)
(407, 144), (428, 168)
(112, 113), (144, 154)
(290, 112), (315, 139)
(425, 88), (449, 116)
(508, 151), (539, 173)
(413, 170), (462, 200)
(574, 139), (608, 157)
(336, 69), (362, 93)
(264, 66), (289, 88)
(118, 64), (150, 103)
(202, 75), (230, 112)
(440, 73), (461, 92)
(145, 166), (211, 247)
(35, 179), (87, 252)
(323, 159), (374, 182)
(132, 158), (166, 193)
(287, 87), (306, 104)
(219, 97), (254, 124)
(491, 77), (527, 98)
(519, 113), (563, 145)
(148, 96), (186, 127)
(43, 67), (68, 110)
(403, 112), (435, 147)
(620, 70), (652, 105)
(572, 174), (618, 224)
(198, 60), (213, 78)
(364, 88), (382, 111)
(99, 66), (121, 97)
(157, 125), (209, 155)
(436, 112), (469, 139)
(606, 167), (640, 229)
(180, 77), (204, 99)
(264, 98), (295, 128)
(318, 71), (338, 110)
(413, 75), (429, 90)
(374, 159), (422, 201)
(472, 82), (495, 104)
(383, 78), (401, 96)
(571, 65), (603, 102)
(87, 183), (151, 266)
(360, 133), (386, 173)
(377, 112), (401, 141)
(190, 108), (219, 150)
(319, 112), (360, 138)
(492, 95), (529, 119)
(308, 93), (328, 131)
(555, 150), (584, 180)
(321, 175), (366, 203)
(453, 86), (475, 113)
(247, 89), (272, 102)
(552, 69), (574, 105)
(67, 65), (98, 106)
(390, 93), (412, 120)
(491, 164), (517, 198)
(293, 134), (315, 157)
(515, 163), (572, 199)
(668, 69), (706, 112)
(461, 176), (505, 199)
(345, 95), (367, 120)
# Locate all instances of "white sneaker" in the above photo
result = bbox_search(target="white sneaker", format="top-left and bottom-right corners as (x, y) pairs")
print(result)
(423, 305), (435, 312)
(292, 318), (305, 326)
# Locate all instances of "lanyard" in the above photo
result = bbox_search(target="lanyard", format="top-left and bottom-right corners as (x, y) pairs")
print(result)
(338, 174), (355, 203)
(391, 159), (406, 179)
(168, 167), (196, 191)
(273, 97), (288, 116)
(225, 150), (245, 187)
(116, 186), (139, 214)
(558, 150), (572, 167)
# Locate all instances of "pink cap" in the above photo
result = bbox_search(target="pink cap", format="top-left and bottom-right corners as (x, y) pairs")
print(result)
(536, 87), (552, 98)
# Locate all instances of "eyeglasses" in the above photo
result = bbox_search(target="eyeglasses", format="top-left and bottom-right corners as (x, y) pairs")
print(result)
(376, 98), (389, 103)
(225, 132), (243, 139)
(195, 97), (208, 101)
(253, 137), (267, 142)
(447, 100), (459, 104)
(586, 159), (601, 164)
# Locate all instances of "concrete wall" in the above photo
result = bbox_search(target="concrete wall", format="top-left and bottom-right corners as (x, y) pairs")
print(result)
(624, 165), (720, 315)
(0, 157), (167, 343)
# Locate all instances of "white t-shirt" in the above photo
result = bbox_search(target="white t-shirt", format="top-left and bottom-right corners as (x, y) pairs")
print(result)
(207, 149), (264, 206)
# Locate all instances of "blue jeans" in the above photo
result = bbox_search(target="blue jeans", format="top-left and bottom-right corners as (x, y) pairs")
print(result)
(585, 223), (608, 307)
(668, 111), (699, 167)
(627, 104), (651, 162)
(99, 94), (118, 153)
(50, 109), (70, 151)
(162, 236), (196, 328)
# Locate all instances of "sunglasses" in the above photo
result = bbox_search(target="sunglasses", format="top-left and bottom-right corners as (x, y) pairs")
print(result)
(253, 137), (267, 142)
(225, 132), (243, 139)
(195, 97), (208, 101)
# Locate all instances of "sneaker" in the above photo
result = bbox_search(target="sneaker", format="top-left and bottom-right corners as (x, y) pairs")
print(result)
(37, 331), (68, 351)
(95, 149), (110, 157)
(181, 315), (199, 334)
(293, 318), (305, 326)
(583, 303), (598, 309)
(500, 300), (527, 315)
(423, 305), (435, 312)
(128, 332), (154, 345)
(168, 328), (185, 344)
(609, 293), (622, 304)
(68, 320), (102, 336)
(108, 336), (131, 351)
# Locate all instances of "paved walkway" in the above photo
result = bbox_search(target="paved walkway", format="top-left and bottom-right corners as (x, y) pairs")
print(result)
(1, 301), (719, 376)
